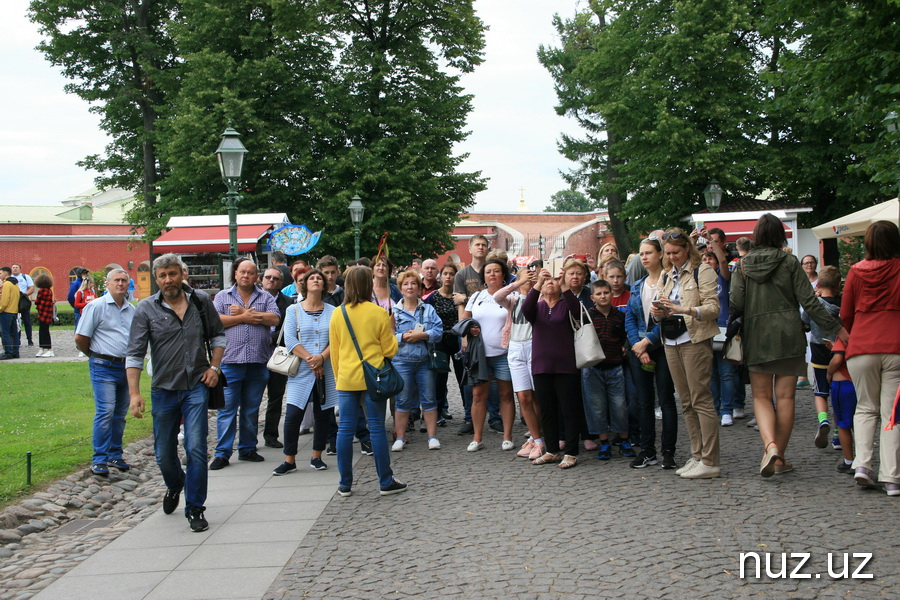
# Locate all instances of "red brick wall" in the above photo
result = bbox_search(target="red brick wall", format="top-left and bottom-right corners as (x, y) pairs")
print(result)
(0, 225), (150, 301)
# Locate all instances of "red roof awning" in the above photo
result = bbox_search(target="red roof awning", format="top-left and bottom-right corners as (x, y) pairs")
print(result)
(152, 224), (272, 254)
(702, 219), (793, 240)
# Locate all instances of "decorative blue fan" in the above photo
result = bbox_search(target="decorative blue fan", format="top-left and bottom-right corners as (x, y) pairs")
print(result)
(269, 224), (322, 255)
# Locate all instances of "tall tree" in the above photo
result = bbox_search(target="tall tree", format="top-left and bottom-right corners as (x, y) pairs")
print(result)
(29, 0), (179, 206)
(131, 0), (487, 263)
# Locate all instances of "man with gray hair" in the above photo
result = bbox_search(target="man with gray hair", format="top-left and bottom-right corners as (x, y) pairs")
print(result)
(127, 254), (225, 532)
(75, 269), (135, 476)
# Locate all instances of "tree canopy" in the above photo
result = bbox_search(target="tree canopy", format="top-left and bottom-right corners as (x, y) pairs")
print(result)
(545, 189), (593, 212)
(30, 0), (487, 264)
(539, 0), (899, 239)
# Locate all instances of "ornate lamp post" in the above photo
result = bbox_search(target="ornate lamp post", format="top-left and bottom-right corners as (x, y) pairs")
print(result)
(215, 127), (248, 260)
(703, 179), (724, 213)
(348, 195), (365, 260)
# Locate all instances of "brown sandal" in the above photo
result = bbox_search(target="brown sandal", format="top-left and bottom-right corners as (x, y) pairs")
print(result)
(532, 452), (562, 465)
(760, 442), (779, 478)
(558, 455), (577, 469)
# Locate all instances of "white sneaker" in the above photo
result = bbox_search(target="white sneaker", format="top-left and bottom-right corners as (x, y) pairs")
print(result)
(391, 438), (406, 452)
(732, 408), (745, 419)
(35, 349), (46, 357)
(501, 440), (514, 451)
(42, 350), (55, 357)
(655, 407), (663, 420)
(466, 441), (484, 452)
(78, 351), (86, 358)
(428, 437), (441, 450)
(681, 462), (721, 479)
(721, 414), (734, 427)
(675, 458), (697, 476)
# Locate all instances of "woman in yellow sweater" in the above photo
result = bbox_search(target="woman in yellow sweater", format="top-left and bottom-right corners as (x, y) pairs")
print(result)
(329, 266), (406, 497)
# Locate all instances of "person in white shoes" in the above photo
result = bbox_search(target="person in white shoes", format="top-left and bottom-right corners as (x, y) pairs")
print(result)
(33, 273), (56, 357)
(390, 271), (443, 452)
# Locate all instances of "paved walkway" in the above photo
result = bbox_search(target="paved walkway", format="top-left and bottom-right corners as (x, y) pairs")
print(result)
(14, 333), (899, 598)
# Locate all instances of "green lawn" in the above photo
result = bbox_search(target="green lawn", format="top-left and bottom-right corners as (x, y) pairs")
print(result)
(0, 363), (154, 507)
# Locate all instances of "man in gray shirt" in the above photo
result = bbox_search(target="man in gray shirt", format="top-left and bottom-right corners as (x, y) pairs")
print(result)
(126, 254), (225, 532)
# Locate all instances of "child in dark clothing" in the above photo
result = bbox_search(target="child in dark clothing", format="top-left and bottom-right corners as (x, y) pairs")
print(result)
(584, 280), (633, 460)
(801, 266), (842, 449)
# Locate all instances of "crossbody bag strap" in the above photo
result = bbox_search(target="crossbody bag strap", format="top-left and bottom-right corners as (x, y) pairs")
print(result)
(341, 305), (365, 361)
(189, 291), (213, 361)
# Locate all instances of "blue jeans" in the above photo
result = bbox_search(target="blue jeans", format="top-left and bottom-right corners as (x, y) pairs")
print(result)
(394, 358), (436, 413)
(337, 390), (395, 490)
(584, 365), (628, 435)
(89, 357), (129, 465)
(215, 363), (269, 459)
(581, 369), (602, 436)
(152, 382), (209, 514)
(0, 312), (18, 356)
(710, 351), (735, 415)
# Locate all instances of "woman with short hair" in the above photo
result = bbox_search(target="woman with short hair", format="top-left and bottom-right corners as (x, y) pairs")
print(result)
(329, 266), (405, 497)
(731, 214), (848, 477)
(274, 269), (337, 475)
(840, 221), (900, 495)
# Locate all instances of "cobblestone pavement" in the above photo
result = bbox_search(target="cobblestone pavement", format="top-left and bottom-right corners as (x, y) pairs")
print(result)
(4, 335), (898, 599)
(266, 386), (898, 599)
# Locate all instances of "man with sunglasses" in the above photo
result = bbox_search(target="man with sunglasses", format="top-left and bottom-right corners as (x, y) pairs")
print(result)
(261, 268), (294, 448)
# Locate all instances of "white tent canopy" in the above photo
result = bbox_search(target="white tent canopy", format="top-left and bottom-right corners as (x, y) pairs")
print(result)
(812, 198), (899, 239)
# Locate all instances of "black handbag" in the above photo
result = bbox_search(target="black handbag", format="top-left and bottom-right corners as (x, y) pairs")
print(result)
(660, 316), (688, 340)
(429, 348), (451, 372)
(341, 306), (404, 402)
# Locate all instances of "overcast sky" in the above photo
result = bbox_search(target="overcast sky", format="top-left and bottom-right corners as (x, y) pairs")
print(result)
(0, 0), (583, 212)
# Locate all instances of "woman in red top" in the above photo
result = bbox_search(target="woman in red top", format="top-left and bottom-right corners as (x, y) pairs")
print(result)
(73, 277), (97, 311)
(840, 221), (900, 496)
(34, 274), (55, 357)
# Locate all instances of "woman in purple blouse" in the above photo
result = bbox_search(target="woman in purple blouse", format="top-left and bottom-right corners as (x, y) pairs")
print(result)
(522, 268), (584, 468)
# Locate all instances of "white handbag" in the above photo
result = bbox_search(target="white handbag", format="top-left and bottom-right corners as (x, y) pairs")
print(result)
(569, 302), (605, 368)
(267, 305), (301, 377)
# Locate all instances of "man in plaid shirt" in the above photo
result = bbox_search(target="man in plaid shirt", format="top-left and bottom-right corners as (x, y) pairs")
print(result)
(210, 258), (281, 470)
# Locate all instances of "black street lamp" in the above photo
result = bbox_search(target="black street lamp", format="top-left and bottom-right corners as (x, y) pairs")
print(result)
(215, 126), (249, 260)
(348, 195), (365, 260)
(703, 179), (724, 213)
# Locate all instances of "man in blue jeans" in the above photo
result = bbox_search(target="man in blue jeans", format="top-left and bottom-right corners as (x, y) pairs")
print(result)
(127, 254), (225, 532)
(75, 269), (134, 477)
(211, 258), (280, 469)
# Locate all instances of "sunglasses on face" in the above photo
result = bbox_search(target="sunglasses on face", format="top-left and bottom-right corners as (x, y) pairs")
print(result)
(662, 232), (684, 241)
(263, 275), (282, 280)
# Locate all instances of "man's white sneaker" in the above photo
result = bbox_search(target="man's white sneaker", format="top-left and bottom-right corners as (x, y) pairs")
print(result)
(391, 438), (406, 452)
(721, 414), (734, 427)
(42, 350), (55, 357)
(35, 349), (45, 357)
(428, 437), (441, 450)
(732, 408), (745, 419)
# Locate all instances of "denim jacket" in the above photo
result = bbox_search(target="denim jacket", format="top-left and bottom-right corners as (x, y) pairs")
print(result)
(392, 299), (443, 363)
(624, 276), (663, 350)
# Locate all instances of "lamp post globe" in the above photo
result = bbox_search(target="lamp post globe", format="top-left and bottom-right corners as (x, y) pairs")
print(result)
(703, 179), (724, 213)
(348, 195), (365, 260)
(215, 127), (248, 260)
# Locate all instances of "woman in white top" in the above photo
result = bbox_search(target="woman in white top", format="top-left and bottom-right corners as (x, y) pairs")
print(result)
(463, 259), (516, 452)
(494, 267), (544, 459)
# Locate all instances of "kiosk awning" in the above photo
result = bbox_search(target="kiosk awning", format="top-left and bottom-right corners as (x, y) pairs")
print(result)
(153, 224), (272, 254)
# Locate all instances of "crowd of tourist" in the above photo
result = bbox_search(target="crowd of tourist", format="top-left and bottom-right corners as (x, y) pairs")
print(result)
(6, 214), (897, 532)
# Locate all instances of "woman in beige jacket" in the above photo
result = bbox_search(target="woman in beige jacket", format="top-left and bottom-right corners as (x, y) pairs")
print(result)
(650, 228), (721, 479)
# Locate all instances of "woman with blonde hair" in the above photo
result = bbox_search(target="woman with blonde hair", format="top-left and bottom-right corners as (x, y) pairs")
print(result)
(329, 266), (406, 497)
(649, 228), (721, 479)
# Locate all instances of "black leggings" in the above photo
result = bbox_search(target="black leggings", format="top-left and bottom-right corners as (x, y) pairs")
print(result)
(283, 395), (333, 456)
(533, 373), (582, 455)
(38, 321), (52, 349)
